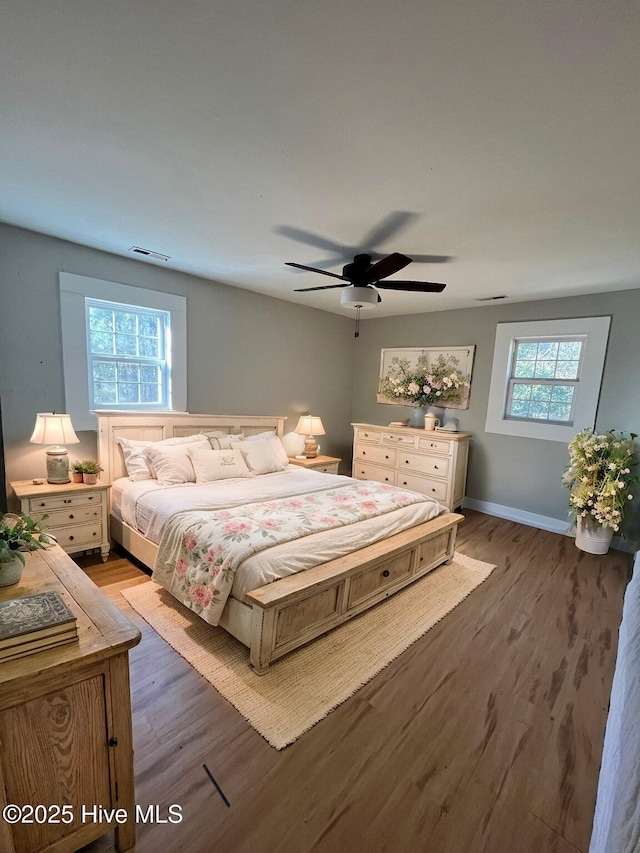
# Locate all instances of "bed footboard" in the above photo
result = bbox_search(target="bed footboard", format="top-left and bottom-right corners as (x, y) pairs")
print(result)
(246, 512), (463, 674)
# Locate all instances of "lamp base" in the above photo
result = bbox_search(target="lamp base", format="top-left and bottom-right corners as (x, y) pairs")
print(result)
(303, 436), (318, 458)
(46, 448), (70, 484)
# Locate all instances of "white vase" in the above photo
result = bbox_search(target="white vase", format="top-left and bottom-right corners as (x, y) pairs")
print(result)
(575, 517), (614, 554)
(0, 555), (24, 587)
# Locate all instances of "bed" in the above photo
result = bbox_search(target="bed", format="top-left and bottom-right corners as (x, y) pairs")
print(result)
(97, 412), (463, 673)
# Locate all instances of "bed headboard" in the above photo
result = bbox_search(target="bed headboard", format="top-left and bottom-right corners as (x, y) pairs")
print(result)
(96, 412), (287, 485)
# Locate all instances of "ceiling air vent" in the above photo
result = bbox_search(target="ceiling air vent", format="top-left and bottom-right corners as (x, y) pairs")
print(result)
(129, 246), (170, 262)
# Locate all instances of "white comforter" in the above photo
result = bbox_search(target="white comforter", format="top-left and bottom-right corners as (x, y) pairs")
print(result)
(116, 466), (445, 603)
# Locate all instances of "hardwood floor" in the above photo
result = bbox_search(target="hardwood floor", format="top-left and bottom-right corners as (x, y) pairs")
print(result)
(78, 510), (631, 853)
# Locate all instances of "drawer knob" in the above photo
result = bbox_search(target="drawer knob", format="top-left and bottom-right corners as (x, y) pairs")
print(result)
(402, 481), (407, 486)
(434, 465), (439, 470)
(385, 454), (389, 459)
(384, 477), (389, 482)
(69, 535), (74, 541)
(64, 499), (71, 504)
(93, 532), (97, 537)
(69, 514), (74, 519)
(39, 501), (46, 507)
(382, 570), (390, 578)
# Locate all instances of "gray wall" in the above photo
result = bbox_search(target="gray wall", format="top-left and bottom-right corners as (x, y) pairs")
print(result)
(352, 289), (640, 539)
(0, 224), (356, 489)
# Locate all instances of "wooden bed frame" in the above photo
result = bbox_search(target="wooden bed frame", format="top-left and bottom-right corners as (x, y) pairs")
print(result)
(97, 412), (463, 673)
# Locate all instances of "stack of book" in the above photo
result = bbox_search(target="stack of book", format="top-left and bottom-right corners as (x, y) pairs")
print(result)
(0, 590), (78, 663)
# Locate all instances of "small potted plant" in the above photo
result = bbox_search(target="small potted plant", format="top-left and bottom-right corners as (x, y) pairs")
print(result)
(563, 428), (638, 553)
(71, 460), (85, 483)
(80, 459), (103, 485)
(0, 512), (51, 586)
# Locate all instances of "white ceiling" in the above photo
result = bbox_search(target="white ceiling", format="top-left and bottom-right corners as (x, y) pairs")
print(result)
(2, 1), (640, 317)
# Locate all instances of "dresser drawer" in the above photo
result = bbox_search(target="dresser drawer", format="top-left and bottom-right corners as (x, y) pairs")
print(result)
(348, 551), (413, 608)
(416, 436), (452, 455)
(381, 432), (417, 448)
(55, 522), (104, 550)
(28, 491), (104, 513)
(354, 428), (381, 444)
(400, 452), (450, 479)
(353, 462), (396, 485)
(46, 505), (103, 527)
(355, 444), (397, 466)
(396, 472), (448, 502)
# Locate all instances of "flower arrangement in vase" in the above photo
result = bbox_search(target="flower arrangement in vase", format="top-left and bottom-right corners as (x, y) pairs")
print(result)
(378, 353), (470, 426)
(563, 428), (637, 552)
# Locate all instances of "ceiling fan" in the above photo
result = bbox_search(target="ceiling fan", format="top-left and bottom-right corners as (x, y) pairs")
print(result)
(285, 252), (447, 337)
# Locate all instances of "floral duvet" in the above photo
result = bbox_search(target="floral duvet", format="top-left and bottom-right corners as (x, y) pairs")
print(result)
(152, 480), (440, 626)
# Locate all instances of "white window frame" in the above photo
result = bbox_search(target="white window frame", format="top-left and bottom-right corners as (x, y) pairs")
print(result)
(485, 317), (611, 443)
(60, 273), (187, 430)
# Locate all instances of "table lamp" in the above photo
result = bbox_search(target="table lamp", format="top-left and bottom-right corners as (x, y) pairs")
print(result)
(30, 412), (80, 484)
(294, 415), (326, 459)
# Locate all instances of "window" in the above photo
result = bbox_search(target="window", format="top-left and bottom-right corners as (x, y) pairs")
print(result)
(506, 338), (582, 424)
(485, 317), (610, 442)
(60, 273), (186, 430)
(86, 299), (170, 409)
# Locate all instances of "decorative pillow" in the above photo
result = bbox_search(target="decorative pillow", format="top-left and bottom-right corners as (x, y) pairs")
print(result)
(188, 446), (253, 483)
(143, 444), (198, 485)
(118, 434), (208, 481)
(235, 437), (289, 475)
(207, 433), (242, 450)
(241, 433), (289, 467)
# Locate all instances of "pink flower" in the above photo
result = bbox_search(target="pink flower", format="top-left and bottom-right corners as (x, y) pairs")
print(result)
(175, 558), (189, 577)
(360, 501), (377, 511)
(184, 532), (198, 552)
(214, 510), (231, 519)
(205, 544), (223, 564)
(209, 565), (220, 578)
(332, 494), (351, 503)
(287, 500), (303, 509)
(258, 519), (279, 530)
(189, 585), (211, 608)
(223, 519), (252, 534)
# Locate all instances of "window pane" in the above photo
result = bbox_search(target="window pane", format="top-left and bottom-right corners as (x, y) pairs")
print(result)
(548, 403), (572, 422)
(530, 384), (552, 401)
(89, 330), (113, 355)
(509, 400), (530, 417)
(88, 307), (114, 332)
(117, 362), (139, 382)
(514, 360), (535, 378)
(512, 384), (531, 400)
(529, 401), (551, 419)
(516, 342), (538, 360)
(551, 385), (574, 403)
(115, 311), (137, 334)
(139, 314), (159, 336)
(140, 365), (159, 383)
(141, 383), (160, 403)
(92, 361), (116, 381)
(118, 382), (139, 403)
(114, 333), (137, 356)
(558, 341), (581, 360)
(138, 336), (159, 358)
(536, 342), (558, 360)
(94, 381), (117, 405)
(533, 360), (556, 379)
(555, 360), (579, 379)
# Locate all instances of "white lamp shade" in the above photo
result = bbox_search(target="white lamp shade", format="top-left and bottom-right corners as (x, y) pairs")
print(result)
(340, 286), (378, 309)
(30, 413), (80, 447)
(294, 415), (326, 437)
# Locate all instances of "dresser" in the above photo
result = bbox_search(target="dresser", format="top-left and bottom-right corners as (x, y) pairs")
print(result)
(352, 423), (471, 510)
(11, 480), (110, 562)
(0, 544), (140, 853)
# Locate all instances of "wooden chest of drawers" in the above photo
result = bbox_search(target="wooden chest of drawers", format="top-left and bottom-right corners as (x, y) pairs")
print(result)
(352, 423), (471, 510)
(11, 480), (111, 562)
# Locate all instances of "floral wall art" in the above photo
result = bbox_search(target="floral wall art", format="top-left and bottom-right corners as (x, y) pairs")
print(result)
(377, 346), (475, 410)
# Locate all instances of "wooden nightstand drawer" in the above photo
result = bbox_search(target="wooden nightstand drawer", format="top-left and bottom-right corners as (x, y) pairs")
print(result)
(45, 505), (103, 527)
(54, 521), (104, 550)
(348, 551), (413, 608)
(28, 490), (103, 513)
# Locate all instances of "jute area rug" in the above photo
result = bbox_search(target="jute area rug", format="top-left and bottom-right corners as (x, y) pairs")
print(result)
(122, 552), (495, 750)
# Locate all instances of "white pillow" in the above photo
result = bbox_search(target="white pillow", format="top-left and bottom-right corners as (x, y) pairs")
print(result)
(235, 437), (289, 475)
(188, 446), (253, 483)
(118, 434), (208, 480)
(240, 433), (289, 467)
(207, 433), (242, 450)
(143, 444), (198, 485)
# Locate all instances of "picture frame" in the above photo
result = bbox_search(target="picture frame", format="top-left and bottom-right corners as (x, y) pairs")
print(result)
(377, 346), (475, 410)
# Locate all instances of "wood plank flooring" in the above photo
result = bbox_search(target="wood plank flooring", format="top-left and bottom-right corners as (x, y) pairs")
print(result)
(78, 510), (631, 853)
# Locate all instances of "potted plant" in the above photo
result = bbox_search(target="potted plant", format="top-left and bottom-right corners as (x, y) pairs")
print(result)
(80, 459), (103, 485)
(0, 512), (51, 587)
(71, 460), (85, 483)
(378, 353), (470, 428)
(563, 428), (638, 553)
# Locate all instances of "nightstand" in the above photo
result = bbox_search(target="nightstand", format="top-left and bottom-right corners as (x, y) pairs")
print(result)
(11, 479), (111, 562)
(288, 455), (341, 474)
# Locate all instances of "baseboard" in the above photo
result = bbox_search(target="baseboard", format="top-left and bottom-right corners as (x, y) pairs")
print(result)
(461, 497), (637, 554)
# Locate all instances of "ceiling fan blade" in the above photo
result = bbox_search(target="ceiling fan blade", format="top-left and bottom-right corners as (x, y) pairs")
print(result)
(405, 253), (452, 264)
(376, 281), (447, 293)
(285, 262), (346, 280)
(363, 252), (412, 283)
(293, 284), (347, 292)
(359, 211), (419, 250)
(276, 226), (350, 256)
